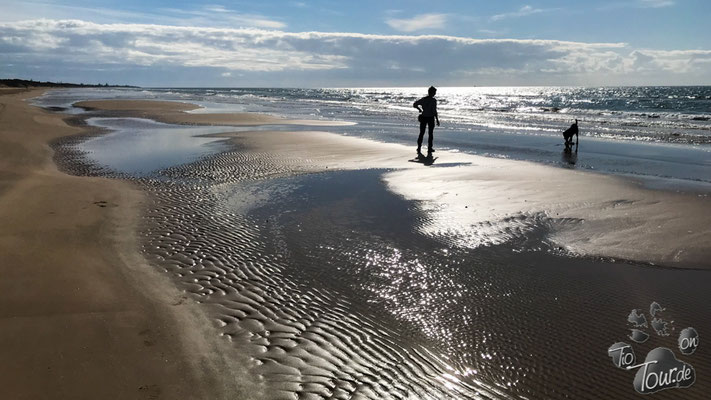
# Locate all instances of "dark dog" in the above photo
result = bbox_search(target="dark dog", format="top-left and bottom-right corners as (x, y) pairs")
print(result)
(563, 119), (579, 147)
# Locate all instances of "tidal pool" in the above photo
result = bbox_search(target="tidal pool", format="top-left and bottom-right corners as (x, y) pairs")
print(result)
(78, 117), (238, 176)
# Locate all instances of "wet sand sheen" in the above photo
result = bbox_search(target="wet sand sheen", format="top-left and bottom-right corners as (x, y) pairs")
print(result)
(217, 128), (711, 269)
(51, 98), (711, 399)
(218, 169), (711, 399)
(136, 151), (711, 399)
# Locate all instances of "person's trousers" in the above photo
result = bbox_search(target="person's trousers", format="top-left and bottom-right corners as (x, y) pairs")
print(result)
(417, 116), (435, 152)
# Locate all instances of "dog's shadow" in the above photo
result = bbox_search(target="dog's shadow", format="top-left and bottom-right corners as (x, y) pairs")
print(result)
(561, 145), (578, 167)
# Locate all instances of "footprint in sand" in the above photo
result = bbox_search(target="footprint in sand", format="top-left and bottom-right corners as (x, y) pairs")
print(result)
(138, 384), (161, 400)
(138, 328), (156, 347)
(93, 200), (117, 208)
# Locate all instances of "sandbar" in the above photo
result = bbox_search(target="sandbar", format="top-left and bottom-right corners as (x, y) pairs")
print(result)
(75, 99), (355, 126)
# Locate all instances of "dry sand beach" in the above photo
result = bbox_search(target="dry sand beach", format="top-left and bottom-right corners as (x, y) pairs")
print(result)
(0, 90), (259, 399)
(2, 91), (710, 399)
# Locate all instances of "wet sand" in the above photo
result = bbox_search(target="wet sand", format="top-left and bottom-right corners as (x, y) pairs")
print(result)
(214, 128), (711, 269)
(71, 100), (710, 268)
(0, 91), (259, 399)
(28, 97), (711, 399)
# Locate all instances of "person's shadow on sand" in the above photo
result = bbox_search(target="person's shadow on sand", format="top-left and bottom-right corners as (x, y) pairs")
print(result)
(409, 155), (438, 166)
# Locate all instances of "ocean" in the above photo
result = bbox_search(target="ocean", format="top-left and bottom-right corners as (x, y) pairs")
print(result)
(34, 86), (711, 191)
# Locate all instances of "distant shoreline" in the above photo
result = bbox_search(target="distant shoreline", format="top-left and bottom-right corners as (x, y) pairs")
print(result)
(0, 78), (138, 89)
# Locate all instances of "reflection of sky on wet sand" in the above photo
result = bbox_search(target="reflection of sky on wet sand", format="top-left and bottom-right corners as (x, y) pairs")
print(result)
(215, 168), (711, 398)
(79, 118), (239, 175)
(229, 170), (538, 394)
(383, 165), (547, 251)
(251, 167), (705, 396)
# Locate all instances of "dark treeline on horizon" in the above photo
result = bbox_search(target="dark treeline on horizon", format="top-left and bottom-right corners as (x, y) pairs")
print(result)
(0, 78), (138, 88)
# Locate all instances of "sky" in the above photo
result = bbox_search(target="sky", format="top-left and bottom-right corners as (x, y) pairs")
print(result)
(1, 0), (710, 87)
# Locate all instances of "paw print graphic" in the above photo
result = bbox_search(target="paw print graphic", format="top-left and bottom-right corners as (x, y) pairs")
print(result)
(607, 301), (699, 394)
(626, 301), (670, 344)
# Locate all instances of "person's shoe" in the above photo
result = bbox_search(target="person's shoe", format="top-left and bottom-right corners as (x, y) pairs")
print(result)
(428, 148), (435, 153)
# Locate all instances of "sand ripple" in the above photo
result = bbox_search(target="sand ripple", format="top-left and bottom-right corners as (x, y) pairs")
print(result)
(135, 153), (514, 399)
(53, 131), (711, 400)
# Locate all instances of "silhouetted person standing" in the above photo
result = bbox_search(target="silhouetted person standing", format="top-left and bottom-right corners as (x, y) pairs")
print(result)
(413, 86), (440, 157)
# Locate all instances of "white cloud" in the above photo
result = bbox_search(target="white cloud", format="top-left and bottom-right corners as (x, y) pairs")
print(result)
(626, 49), (711, 73)
(0, 19), (341, 72)
(0, 1), (286, 29)
(159, 5), (287, 29)
(491, 5), (544, 21)
(1, 19), (709, 86)
(386, 14), (447, 32)
(639, 0), (675, 8)
(599, 0), (675, 11)
(478, 29), (506, 37)
(203, 5), (230, 13)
